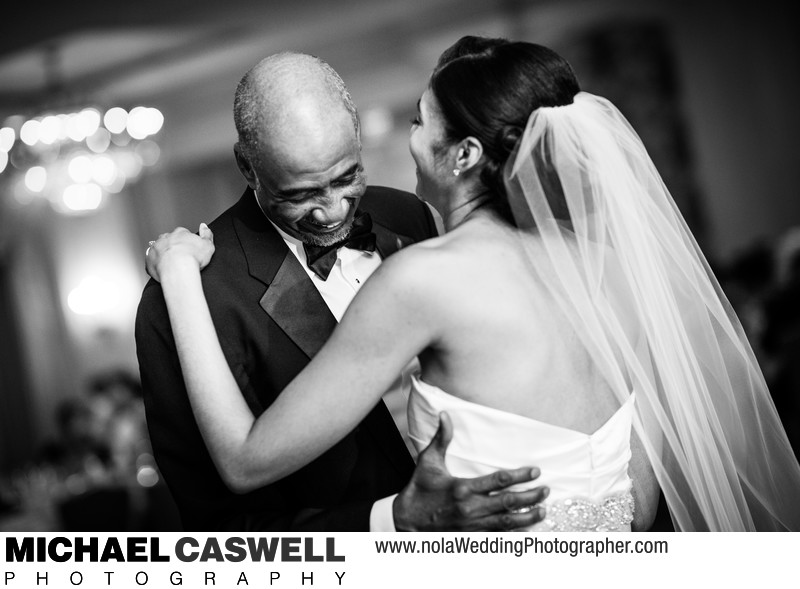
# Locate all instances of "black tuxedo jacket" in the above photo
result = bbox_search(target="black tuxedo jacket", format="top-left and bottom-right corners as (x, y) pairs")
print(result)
(135, 185), (438, 531)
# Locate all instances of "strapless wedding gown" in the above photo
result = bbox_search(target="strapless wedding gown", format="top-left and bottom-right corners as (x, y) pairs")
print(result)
(407, 375), (635, 532)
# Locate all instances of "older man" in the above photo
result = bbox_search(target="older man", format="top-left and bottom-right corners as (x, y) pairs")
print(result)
(136, 52), (544, 531)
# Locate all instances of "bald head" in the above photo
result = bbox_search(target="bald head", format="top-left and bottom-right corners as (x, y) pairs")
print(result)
(233, 52), (360, 164)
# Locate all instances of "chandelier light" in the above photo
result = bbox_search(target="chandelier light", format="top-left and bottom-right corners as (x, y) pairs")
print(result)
(0, 104), (163, 214)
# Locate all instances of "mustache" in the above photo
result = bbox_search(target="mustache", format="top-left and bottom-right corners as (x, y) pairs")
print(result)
(299, 219), (354, 246)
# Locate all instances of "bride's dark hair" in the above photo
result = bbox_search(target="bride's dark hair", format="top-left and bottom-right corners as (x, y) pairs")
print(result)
(430, 36), (580, 220)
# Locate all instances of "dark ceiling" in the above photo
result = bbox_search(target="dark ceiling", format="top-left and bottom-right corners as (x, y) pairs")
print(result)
(1, 0), (549, 164)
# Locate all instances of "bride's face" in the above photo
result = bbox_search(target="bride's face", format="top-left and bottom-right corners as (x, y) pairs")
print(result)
(409, 89), (453, 201)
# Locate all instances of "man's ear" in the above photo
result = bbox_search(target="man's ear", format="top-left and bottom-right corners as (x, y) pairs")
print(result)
(454, 136), (483, 174)
(234, 144), (257, 189)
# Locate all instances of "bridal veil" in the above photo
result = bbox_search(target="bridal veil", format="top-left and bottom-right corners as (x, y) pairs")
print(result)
(504, 92), (800, 531)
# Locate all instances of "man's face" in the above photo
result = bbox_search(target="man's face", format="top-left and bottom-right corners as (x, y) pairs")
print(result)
(249, 116), (366, 247)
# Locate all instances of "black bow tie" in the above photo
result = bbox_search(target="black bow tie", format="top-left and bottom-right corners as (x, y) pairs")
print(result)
(303, 212), (377, 280)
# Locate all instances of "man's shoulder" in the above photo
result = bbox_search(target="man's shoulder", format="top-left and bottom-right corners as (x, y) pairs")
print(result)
(361, 185), (417, 211)
(361, 185), (436, 239)
(137, 189), (253, 323)
(205, 190), (247, 236)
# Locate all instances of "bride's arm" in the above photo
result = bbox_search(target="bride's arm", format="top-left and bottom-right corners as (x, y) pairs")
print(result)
(152, 228), (438, 493)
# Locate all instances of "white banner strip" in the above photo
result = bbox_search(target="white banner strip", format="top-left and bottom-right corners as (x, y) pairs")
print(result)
(1, 532), (794, 588)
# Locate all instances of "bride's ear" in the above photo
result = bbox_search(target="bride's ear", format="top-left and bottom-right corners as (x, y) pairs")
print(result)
(454, 137), (483, 175)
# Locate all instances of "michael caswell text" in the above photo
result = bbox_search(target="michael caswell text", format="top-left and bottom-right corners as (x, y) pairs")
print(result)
(4, 536), (345, 563)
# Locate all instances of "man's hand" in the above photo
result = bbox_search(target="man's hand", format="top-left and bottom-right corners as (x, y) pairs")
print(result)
(393, 412), (549, 531)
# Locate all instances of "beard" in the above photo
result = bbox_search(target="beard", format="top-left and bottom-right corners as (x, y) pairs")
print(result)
(299, 217), (354, 247)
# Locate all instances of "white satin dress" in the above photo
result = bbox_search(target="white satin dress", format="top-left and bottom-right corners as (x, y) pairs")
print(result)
(407, 375), (635, 532)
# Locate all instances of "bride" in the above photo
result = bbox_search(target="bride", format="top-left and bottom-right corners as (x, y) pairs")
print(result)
(147, 36), (800, 531)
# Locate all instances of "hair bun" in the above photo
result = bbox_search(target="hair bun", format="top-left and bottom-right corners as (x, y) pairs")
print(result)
(498, 125), (522, 153)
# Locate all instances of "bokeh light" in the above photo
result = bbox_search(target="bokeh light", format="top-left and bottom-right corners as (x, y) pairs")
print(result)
(66, 113), (87, 142)
(135, 140), (161, 167)
(0, 127), (15, 152)
(39, 115), (61, 145)
(77, 108), (101, 137)
(68, 155), (93, 184)
(62, 183), (103, 212)
(87, 128), (111, 153)
(91, 155), (117, 186)
(67, 275), (119, 315)
(103, 107), (128, 134)
(20, 120), (41, 145)
(1, 103), (163, 214)
(136, 466), (159, 488)
(24, 166), (47, 192)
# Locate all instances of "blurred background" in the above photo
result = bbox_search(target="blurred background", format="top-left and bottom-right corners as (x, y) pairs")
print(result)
(0, 0), (798, 531)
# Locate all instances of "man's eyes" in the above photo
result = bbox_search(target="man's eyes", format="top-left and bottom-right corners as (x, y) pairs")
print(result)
(278, 174), (361, 200)
(332, 175), (358, 187)
(277, 192), (310, 202)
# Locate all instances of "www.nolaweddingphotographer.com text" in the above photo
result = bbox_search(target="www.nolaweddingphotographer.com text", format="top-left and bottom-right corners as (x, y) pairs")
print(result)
(375, 536), (668, 558)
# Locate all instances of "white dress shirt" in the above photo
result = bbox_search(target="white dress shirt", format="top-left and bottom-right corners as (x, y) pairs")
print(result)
(269, 220), (416, 531)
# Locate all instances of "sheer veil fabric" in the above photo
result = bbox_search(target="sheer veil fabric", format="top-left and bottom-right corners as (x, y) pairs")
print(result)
(504, 92), (800, 531)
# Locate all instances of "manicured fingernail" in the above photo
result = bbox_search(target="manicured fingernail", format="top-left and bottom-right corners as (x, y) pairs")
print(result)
(530, 467), (540, 478)
(542, 487), (550, 499)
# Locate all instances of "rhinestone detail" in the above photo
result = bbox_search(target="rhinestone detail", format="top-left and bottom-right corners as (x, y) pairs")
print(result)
(536, 491), (634, 532)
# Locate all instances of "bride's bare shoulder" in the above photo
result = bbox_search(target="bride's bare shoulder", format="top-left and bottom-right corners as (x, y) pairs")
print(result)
(377, 232), (462, 280)
(358, 231), (478, 308)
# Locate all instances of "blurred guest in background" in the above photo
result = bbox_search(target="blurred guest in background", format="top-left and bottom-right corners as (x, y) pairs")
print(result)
(762, 231), (800, 458)
(37, 396), (111, 478)
(0, 369), (178, 532)
(86, 369), (150, 479)
(715, 228), (800, 459)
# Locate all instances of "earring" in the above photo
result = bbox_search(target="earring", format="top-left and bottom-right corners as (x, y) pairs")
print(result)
(453, 169), (460, 177)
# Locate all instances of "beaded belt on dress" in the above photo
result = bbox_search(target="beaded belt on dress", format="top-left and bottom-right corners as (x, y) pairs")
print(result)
(535, 491), (634, 532)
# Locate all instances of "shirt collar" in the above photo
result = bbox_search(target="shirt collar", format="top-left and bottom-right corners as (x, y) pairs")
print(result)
(266, 218), (309, 265)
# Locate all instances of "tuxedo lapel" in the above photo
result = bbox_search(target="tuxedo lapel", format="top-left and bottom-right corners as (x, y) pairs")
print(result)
(231, 189), (336, 360)
(372, 220), (416, 260)
(259, 256), (337, 359)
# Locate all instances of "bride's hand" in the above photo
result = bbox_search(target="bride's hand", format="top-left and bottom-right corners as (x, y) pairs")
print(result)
(145, 223), (215, 283)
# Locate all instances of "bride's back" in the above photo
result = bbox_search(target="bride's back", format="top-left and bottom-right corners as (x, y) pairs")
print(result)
(413, 212), (628, 434)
